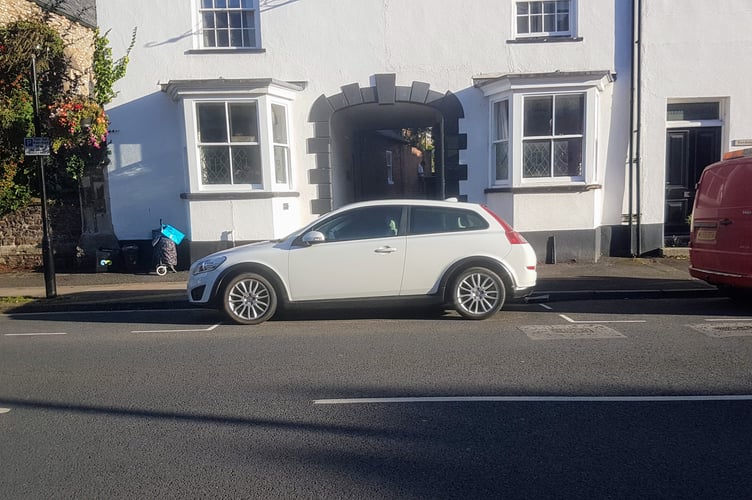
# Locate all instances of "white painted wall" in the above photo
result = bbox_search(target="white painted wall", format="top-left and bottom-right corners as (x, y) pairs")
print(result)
(639, 0), (752, 226)
(97, 0), (631, 248)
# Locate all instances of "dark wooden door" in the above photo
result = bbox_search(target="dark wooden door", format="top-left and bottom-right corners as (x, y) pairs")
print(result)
(664, 127), (721, 246)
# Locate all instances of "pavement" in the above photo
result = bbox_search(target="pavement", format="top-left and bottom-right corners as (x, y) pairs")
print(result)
(0, 256), (719, 314)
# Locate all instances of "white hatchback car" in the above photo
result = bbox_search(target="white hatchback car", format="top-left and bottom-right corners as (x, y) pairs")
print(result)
(187, 199), (537, 324)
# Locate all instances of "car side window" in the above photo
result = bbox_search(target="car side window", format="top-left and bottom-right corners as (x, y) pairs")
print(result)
(314, 206), (403, 242)
(409, 207), (489, 235)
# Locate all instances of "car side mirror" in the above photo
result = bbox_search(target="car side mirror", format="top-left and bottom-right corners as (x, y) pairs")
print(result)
(301, 230), (326, 245)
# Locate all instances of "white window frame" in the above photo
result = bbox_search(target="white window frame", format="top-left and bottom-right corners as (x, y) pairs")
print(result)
(269, 100), (292, 188)
(491, 98), (511, 185)
(194, 0), (261, 49)
(514, 0), (576, 39)
(521, 92), (585, 181)
(194, 99), (264, 190)
(480, 73), (609, 189)
(385, 150), (394, 185)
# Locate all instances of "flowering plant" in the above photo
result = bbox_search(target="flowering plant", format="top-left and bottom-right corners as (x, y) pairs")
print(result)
(48, 97), (108, 153)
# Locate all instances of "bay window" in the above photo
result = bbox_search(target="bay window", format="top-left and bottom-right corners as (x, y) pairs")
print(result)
(492, 100), (510, 183)
(522, 93), (584, 179)
(197, 102), (262, 186)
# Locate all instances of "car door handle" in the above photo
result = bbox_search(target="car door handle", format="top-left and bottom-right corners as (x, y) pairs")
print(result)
(374, 246), (397, 254)
(719, 218), (733, 226)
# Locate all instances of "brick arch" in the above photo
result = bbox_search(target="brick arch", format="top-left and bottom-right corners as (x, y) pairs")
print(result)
(306, 73), (467, 214)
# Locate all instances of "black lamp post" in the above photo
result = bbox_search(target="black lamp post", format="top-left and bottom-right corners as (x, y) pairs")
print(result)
(31, 54), (57, 298)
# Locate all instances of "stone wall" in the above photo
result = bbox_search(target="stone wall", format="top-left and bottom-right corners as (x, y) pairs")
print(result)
(0, 0), (96, 96)
(0, 201), (82, 271)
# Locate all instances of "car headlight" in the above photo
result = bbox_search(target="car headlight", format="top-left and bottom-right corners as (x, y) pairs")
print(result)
(192, 256), (226, 275)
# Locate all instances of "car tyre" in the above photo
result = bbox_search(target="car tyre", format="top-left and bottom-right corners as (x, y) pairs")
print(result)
(222, 272), (278, 325)
(451, 266), (505, 320)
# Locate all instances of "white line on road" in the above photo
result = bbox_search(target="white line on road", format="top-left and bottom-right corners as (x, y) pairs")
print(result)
(539, 304), (553, 310)
(313, 395), (752, 405)
(4, 332), (67, 336)
(4, 308), (197, 317)
(705, 318), (752, 322)
(559, 314), (646, 324)
(131, 323), (221, 333)
(0, 408), (10, 414)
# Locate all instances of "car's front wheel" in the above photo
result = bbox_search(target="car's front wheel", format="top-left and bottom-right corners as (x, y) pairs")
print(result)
(222, 272), (278, 325)
(451, 267), (506, 320)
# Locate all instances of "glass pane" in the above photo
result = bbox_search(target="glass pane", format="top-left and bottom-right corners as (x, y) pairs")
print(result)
(557, 13), (569, 31)
(203, 31), (216, 47)
(524, 96), (553, 137)
(553, 138), (582, 176)
(531, 2), (542, 14)
(231, 145), (262, 184)
(493, 100), (509, 141)
(228, 0), (241, 8)
(203, 13), (215, 28)
(244, 28), (255, 47)
(228, 103), (258, 142)
(544, 13), (555, 32)
(544, 1), (556, 13)
(495, 142), (509, 181)
(215, 0), (227, 8)
(557, 0), (570, 13)
(523, 140), (551, 178)
(666, 102), (719, 121)
(216, 12), (228, 28)
(274, 145), (289, 184)
(271, 104), (288, 143)
(517, 17), (529, 34)
(197, 103), (227, 143)
(530, 14), (542, 32)
(229, 12), (242, 28)
(517, 2), (529, 15)
(230, 29), (243, 47)
(201, 0), (213, 8)
(201, 146), (231, 184)
(554, 94), (584, 135)
(244, 11), (255, 30)
(217, 30), (229, 47)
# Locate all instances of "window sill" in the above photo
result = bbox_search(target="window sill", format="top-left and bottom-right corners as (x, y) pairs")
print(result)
(185, 48), (266, 55)
(507, 36), (583, 44)
(181, 191), (299, 200)
(485, 183), (601, 194)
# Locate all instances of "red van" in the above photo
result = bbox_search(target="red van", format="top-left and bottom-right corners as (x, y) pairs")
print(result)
(689, 149), (752, 293)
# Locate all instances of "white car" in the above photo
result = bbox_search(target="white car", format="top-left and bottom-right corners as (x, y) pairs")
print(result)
(187, 199), (537, 324)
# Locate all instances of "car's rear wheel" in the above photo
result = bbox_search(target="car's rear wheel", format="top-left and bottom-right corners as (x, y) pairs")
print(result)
(222, 272), (278, 325)
(451, 266), (505, 320)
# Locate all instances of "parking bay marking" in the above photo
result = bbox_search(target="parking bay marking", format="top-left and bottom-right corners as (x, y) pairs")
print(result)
(558, 314), (646, 324)
(4, 332), (67, 337)
(314, 395), (752, 405)
(131, 323), (221, 333)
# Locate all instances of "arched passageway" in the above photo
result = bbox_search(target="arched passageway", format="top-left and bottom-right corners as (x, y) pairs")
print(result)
(307, 74), (466, 214)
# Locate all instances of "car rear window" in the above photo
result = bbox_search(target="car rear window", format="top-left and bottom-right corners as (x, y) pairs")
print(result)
(409, 207), (489, 235)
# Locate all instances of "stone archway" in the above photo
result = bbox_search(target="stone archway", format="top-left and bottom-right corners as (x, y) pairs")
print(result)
(306, 73), (466, 214)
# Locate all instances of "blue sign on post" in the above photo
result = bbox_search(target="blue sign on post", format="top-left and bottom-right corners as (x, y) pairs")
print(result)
(24, 137), (50, 156)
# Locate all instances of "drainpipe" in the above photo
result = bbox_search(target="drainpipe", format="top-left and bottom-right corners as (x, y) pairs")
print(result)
(628, 0), (643, 256)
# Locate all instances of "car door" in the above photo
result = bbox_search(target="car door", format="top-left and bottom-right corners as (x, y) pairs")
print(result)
(287, 205), (407, 301)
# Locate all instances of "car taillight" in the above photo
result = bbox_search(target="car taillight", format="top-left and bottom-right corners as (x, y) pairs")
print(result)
(481, 205), (528, 244)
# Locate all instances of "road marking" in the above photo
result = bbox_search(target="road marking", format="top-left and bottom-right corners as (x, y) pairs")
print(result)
(313, 395), (752, 405)
(131, 323), (221, 333)
(539, 303), (553, 310)
(689, 323), (752, 338)
(705, 318), (752, 322)
(0, 408), (10, 414)
(4, 332), (67, 336)
(520, 324), (626, 340)
(559, 314), (646, 324)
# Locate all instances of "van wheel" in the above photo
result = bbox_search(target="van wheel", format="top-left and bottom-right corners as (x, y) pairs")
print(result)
(451, 267), (506, 320)
(222, 272), (278, 325)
